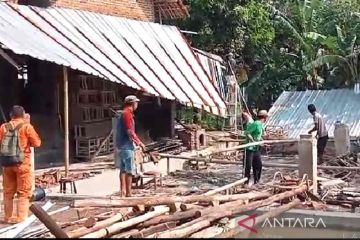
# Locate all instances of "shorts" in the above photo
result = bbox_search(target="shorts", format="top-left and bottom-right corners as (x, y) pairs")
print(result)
(115, 149), (136, 175)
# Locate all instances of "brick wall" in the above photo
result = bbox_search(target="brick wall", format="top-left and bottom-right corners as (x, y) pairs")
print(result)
(13, 0), (155, 22)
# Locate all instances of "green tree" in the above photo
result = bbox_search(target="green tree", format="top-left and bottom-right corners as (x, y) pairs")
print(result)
(177, 0), (360, 110)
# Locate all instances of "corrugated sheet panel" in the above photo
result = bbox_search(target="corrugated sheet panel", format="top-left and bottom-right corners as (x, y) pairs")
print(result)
(0, 2), (226, 116)
(194, 50), (226, 100)
(266, 89), (360, 139)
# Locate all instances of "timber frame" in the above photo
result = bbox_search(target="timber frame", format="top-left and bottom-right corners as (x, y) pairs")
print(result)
(153, 0), (189, 22)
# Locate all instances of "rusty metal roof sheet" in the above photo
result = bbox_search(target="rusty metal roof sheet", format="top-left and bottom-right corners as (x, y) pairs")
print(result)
(266, 89), (360, 139)
(0, 2), (226, 116)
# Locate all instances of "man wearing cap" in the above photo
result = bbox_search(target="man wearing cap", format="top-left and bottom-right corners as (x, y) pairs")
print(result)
(115, 95), (146, 197)
(243, 110), (268, 185)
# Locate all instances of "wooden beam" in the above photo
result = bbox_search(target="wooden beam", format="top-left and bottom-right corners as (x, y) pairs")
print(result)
(72, 192), (271, 208)
(82, 206), (169, 238)
(63, 66), (69, 177)
(29, 204), (69, 238)
(204, 178), (247, 196)
(155, 186), (307, 238)
(67, 210), (131, 238)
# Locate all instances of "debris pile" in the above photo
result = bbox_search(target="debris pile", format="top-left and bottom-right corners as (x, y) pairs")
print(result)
(316, 153), (360, 211)
(35, 162), (114, 189)
(264, 126), (288, 140)
(319, 153), (359, 182)
(145, 139), (186, 155)
(6, 173), (329, 239)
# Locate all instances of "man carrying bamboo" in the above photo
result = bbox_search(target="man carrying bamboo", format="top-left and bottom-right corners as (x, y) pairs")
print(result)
(243, 110), (268, 186)
(115, 96), (146, 197)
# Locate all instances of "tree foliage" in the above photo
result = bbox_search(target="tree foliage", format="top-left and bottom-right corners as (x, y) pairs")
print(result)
(177, 0), (360, 109)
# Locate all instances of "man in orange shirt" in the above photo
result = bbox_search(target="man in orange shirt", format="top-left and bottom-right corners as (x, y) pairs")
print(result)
(0, 106), (41, 223)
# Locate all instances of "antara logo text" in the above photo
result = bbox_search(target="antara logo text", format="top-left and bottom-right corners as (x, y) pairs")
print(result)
(237, 214), (327, 233)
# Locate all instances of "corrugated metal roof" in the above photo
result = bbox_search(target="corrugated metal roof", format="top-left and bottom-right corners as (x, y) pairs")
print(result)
(0, 2), (226, 116)
(266, 89), (360, 139)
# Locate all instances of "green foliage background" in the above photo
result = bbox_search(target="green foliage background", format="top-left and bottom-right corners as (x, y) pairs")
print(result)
(172, 0), (360, 111)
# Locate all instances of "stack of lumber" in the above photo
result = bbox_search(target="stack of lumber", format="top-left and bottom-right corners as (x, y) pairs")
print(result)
(318, 153), (360, 211)
(18, 175), (323, 238)
(145, 138), (185, 155)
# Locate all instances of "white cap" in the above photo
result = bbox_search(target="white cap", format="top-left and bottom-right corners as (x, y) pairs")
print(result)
(124, 95), (140, 104)
(257, 110), (268, 117)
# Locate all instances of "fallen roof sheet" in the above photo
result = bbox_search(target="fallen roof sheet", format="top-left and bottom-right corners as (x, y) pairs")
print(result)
(0, 2), (226, 116)
(266, 89), (360, 139)
(194, 49), (226, 100)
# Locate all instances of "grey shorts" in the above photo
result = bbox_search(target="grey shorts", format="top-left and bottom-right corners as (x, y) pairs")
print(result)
(115, 149), (136, 175)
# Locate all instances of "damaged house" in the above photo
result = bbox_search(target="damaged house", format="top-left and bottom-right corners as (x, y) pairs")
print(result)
(0, 1), (228, 167)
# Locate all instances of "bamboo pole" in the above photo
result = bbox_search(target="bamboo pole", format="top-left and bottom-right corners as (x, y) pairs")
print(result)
(158, 153), (208, 161)
(72, 191), (270, 208)
(196, 184), (307, 218)
(204, 178), (247, 196)
(138, 208), (198, 228)
(67, 210), (130, 238)
(82, 206), (169, 238)
(206, 139), (298, 156)
(216, 198), (301, 238)
(63, 66), (69, 177)
(155, 185), (307, 238)
(190, 218), (237, 238)
(129, 221), (177, 238)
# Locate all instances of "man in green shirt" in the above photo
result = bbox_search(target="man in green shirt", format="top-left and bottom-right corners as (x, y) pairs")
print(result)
(243, 110), (268, 185)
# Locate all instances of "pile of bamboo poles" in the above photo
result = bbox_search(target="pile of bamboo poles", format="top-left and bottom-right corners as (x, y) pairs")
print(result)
(20, 175), (321, 238)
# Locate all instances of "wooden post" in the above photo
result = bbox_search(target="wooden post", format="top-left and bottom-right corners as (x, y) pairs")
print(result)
(30, 204), (69, 238)
(170, 101), (176, 138)
(63, 66), (69, 177)
(166, 157), (170, 175)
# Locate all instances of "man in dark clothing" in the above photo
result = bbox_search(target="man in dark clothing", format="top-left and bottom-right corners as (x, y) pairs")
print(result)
(308, 104), (328, 164)
(115, 96), (145, 197)
(243, 110), (268, 185)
